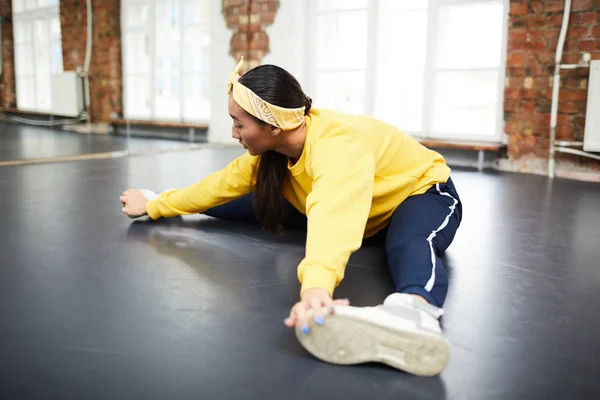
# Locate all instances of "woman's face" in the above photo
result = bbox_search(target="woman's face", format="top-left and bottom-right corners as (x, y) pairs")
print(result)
(228, 96), (278, 156)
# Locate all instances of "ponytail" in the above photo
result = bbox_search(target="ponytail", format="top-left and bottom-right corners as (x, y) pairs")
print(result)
(239, 65), (312, 233)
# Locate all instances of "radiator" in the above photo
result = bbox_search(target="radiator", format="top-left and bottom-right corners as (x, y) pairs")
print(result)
(583, 60), (600, 152)
(51, 71), (84, 117)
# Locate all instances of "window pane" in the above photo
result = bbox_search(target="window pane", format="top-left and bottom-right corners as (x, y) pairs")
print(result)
(183, 0), (209, 25)
(315, 71), (365, 115)
(33, 19), (51, 111)
(36, 71), (51, 111)
(317, 0), (367, 11)
(156, 0), (180, 28)
(374, 69), (425, 132)
(125, 33), (150, 74)
(16, 77), (36, 110)
(33, 18), (48, 45)
(436, 2), (504, 69)
(316, 11), (367, 70)
(377, 10), (428, 68)
(13, 0), (26, 13)
(183, 73), (210, 121)
(184, 26), (209, 72)
(125, 75), (152, 118)
(15, 44), (34, 76)
(27, 0), (38, 10)
(50, 16), (61, 40)
(14, 21), (32, 43)
(431, 70), (499, 136)
(380, 0), (428, 11)
(154, 73), (180, 119)
(156, 0), (181, 73)
(126, 3), (150, 27)
(51, 40), (63, 73)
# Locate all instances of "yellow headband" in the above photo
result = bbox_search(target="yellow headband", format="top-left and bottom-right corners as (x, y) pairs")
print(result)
(227, 57), (306, 130)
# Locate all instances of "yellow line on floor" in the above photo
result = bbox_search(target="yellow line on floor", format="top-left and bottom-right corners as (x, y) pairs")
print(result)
(0, 144), (218, 167)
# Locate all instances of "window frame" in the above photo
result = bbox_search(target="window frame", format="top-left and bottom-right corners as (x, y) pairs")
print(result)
(306, 0), (509, 142)
(12, 0), (63, 112)
(121, 0), (211, 123)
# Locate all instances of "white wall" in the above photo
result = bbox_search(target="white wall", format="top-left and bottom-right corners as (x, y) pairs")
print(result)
(262, 0), (310, 93)
(208, 0), (236, 144)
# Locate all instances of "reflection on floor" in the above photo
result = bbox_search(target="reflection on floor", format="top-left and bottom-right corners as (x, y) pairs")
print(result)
(0, 123), (206, 164)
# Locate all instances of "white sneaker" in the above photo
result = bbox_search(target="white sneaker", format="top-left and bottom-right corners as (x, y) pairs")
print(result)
(294, 293), (450, 376)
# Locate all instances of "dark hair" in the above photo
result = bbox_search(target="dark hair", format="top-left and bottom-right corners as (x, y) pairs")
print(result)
(238, 65), (312, 234)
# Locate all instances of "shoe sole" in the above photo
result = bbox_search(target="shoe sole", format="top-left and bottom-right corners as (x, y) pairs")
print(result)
(295, 305), (450, 376)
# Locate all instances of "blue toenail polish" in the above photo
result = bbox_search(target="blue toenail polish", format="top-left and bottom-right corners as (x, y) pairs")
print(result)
(302, 325), (309, 334)
(316, 316), (323, 325)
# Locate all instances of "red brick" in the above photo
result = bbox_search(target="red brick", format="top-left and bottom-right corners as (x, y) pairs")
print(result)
(60, 0), (122, 122)
(505, 119), (522, 136)
(528, 16), (550, 28)
(545, 1), (565, 12)
(579, 40), (598, 51)
(508, 67), (527, 77)
(224, 0), (245, 7)
(572, 0), (593, 12)
(581, 11), (598, 24)
(534, 138), (550, 157)
(560, 89), (590, 101)
(259, 11), (277, 26)
(507, 134), (522, 158)
(541, 27), (561, 39)
(593, 25), (600, 38)
(504, 99), (519, 112)
(1, 5), (16, 109)
(567, 26), (591, 40)
(523, 101), (536, 112)
(550, 14), (565, 26)
(563, 53), (583, 64)
(504, 88), (522, 100)
(559, 101), (581, 114)
(510, 3), (528, 15)
(521, 135), (536, 155)
(565, 39), (580, 52)
(507, 52), (526, 66)
(224, 0), (280, 68)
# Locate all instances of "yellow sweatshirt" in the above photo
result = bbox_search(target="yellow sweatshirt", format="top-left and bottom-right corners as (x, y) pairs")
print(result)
(146, 108), (450, 296)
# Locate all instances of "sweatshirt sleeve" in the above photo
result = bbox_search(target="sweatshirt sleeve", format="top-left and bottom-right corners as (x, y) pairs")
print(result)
(297, 129), (376, 296)
(145, 153), (258, 219)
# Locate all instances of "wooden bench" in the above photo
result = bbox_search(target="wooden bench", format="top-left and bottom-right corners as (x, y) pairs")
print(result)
(417, 139), (506, 171)
(111, 118), (209, 142)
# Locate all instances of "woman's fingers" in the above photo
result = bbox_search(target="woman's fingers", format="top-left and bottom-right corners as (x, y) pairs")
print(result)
(284, 306), (297, 327)
(309, 297), (325, 326)
(295, 303), (310, 334)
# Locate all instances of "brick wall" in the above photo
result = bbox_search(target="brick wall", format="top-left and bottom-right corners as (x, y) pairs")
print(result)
(0, 0), (16, 109)
(60, 0), (122, 122)
(223, 0), (279, 71)
(505, 0), (600, 169)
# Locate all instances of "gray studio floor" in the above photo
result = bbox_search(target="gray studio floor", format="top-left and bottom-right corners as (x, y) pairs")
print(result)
(1, 123), (599, 399)
(0, 123), (199, 164)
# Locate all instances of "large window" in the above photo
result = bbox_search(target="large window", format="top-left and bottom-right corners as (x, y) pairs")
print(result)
(122, 0), (210, 122)
(12, 0), (63, 112)
(309, 0), (507, 141)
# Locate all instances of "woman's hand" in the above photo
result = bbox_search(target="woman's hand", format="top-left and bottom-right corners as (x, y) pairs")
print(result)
(120, 189), (149, 218)
(284, 288), (350, 334)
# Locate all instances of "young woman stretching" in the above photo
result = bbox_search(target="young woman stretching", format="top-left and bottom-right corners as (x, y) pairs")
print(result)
(120, 58), (462, 376)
